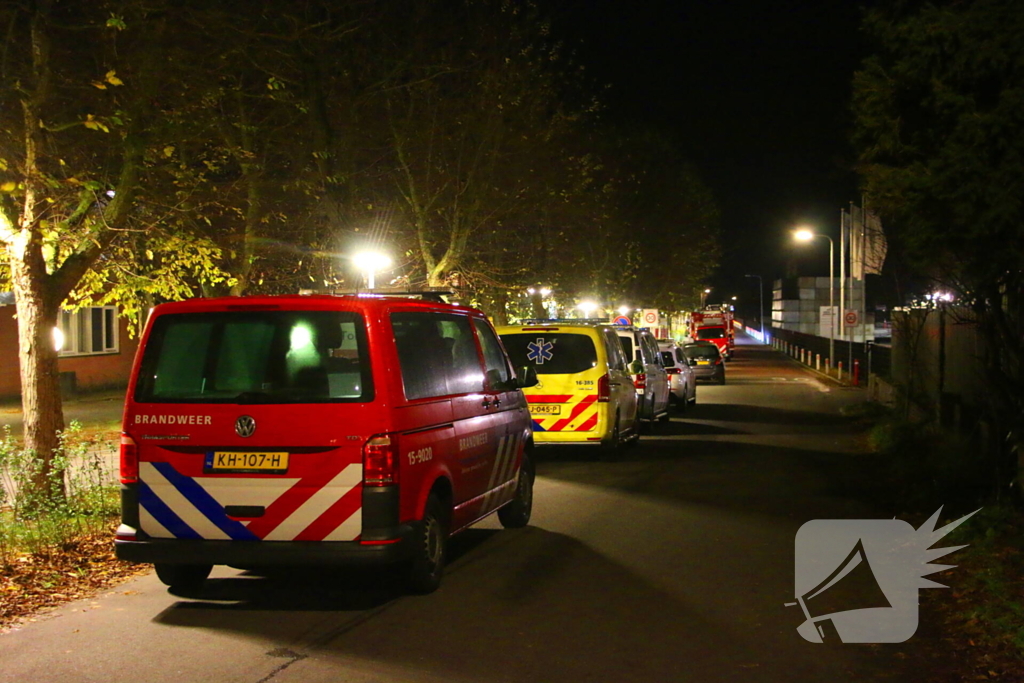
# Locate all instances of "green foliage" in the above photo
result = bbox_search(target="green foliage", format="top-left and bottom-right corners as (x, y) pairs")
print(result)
(852, 0), (1024, 294)
(0, 424), (118, 567)
(853, 0), (1024, 495)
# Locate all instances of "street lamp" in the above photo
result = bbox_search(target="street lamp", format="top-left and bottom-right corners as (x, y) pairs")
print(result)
(793, 228), (834, 364)
(352, 251), (392, 289)
(577, 300), (599, 317)
(700, 287), (711, 308)
(744, 274), (765, 342)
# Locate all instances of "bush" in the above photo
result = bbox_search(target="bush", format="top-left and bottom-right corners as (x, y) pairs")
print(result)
(0, 423), (118, 567)
(869, 418), (997, 511)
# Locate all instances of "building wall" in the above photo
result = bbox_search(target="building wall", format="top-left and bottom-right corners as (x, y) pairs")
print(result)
(771, 277), (873, 342)
(0, 305), (140, 400)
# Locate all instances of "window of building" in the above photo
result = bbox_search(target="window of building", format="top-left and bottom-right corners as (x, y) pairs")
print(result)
(57, 306), (119, 356)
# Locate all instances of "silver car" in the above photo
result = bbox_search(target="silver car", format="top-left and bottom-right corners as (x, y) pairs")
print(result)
(683, 341), (725, 385)
(658, 339), (697, 411)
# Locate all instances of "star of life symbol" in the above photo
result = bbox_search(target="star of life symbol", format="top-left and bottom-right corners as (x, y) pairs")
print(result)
(787, 507), (978, 643)
(527, 337), (554, 365)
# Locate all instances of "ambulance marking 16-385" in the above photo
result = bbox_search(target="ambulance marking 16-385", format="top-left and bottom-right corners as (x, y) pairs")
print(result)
(408, 447), (433, 465)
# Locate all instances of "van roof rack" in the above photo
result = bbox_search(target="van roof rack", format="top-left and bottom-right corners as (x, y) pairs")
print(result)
(299, 286), (457, 303)
(517, 318), (614, 326)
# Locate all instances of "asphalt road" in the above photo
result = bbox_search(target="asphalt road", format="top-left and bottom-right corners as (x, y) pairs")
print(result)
(0, 334), (953, 682)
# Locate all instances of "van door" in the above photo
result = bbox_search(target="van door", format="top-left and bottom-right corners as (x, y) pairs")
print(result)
(603, 328), (637, 430)
(472, 318), (524, 513)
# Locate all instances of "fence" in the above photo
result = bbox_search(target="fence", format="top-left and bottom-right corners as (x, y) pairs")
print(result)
(766, 326), (891, 383)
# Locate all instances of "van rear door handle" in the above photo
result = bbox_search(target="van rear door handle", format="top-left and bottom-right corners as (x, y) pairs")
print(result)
(482, 397), (492, 408)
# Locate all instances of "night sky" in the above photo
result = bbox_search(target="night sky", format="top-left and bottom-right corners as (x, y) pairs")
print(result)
(555, 0), (871, 315)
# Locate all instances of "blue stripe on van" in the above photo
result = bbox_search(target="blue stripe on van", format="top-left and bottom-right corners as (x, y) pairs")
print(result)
(531, 420), (546, 432)
(138, 481), (201, 540)
(152, 462), (260, 541)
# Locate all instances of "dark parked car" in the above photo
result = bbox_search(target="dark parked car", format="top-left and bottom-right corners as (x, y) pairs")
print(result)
(683, 341), (725, 385)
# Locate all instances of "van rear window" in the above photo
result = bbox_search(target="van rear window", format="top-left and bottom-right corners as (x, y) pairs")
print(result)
(134, 311), (372, 404)
(499, 333), (597, 375)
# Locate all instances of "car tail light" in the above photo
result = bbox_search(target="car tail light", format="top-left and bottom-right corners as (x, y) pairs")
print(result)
(665, 368), (681, 375)
(120, 433), (138, 484)
(715, 358), (723, 365)
(597, 373), (611, 402)
(363, 435), (398, 486)
(634, 373), (647, 390)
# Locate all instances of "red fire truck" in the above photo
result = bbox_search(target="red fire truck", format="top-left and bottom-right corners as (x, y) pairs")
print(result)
(690, 308), (734, 359)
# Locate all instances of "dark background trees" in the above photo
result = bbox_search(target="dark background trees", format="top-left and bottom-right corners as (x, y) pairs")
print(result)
(851, 0), (1024, 493)
(0, 0), (719, 488)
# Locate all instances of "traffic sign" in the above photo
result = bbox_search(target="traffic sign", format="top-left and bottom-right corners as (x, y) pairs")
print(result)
(844, 310), (859, 327)
(641, 309), (659, 326)
(612, 315), (631, 326)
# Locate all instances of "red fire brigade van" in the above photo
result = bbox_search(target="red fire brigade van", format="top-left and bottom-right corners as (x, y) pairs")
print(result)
(115, 294), (537, 593)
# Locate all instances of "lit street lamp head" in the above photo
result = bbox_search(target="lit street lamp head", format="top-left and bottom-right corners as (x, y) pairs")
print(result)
(352, 251), (392, 289)
(352, 251), (392, 272)
(793, 228), (815, 242)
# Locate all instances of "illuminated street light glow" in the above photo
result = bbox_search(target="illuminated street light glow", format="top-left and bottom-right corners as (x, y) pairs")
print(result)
(577, 300), (599, 316)
(540, 287), (552, 297)
(792, 227), (835, 363)
(352, 251), (392, 289)
(527, 287), (536, 295)
(617, 305), (631, 316)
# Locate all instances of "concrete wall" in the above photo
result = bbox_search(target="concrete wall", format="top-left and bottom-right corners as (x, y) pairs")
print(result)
(772, 277), (873, 342)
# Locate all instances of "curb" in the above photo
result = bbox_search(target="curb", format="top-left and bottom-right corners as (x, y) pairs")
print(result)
(769, 346), (861, 389)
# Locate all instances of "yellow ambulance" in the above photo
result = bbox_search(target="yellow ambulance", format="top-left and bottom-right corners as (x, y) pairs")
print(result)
(497, 322), (639, 455)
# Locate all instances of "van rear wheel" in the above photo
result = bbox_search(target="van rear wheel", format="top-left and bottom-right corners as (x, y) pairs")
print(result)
(154, 563), (212, 590)
(498, 453), (534, 528)
(406, 494), (448, 594)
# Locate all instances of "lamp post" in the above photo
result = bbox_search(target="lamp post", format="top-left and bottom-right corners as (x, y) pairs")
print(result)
(352, 251), (392, 290)
(793, 228), (834, 364)
(700, 287), (711, 308)
(744, 273), (764, 341)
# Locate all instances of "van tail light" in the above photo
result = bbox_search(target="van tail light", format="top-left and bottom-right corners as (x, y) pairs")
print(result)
(363, 434), (398, 487)
(665, 368), (681, 375)
(120, 434), (138, 484)
(715, 358), (723, 365)
(634, 373), (647, 390)
(597, 373), (611, 402)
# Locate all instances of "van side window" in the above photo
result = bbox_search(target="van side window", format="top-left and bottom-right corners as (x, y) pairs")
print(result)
(604, 330), (625, 371)
(473, 319), (511, 389)
(392, 312), (485, 400)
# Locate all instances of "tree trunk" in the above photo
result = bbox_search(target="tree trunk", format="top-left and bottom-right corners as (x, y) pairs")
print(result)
(7, 233), (65, 501)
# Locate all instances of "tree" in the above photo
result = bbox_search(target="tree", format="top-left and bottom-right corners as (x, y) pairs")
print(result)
(852, 0), (1024, 492)
(0, 1), (228, 497)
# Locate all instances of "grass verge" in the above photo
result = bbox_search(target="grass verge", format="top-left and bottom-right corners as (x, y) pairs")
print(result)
(0, 421), (147, 630)
(858, 403), (1024, 680)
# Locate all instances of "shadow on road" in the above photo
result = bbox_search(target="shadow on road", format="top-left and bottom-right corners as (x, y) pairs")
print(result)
(536, 439), (893, 524)
(148, 526), (890, 682)
(683, 402), (849, 426)
(155, 529), (502, 611)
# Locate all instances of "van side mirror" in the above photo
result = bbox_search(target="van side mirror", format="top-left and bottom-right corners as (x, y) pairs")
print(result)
(516, 366), (539, 389)
(628, 359), (644, 375)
